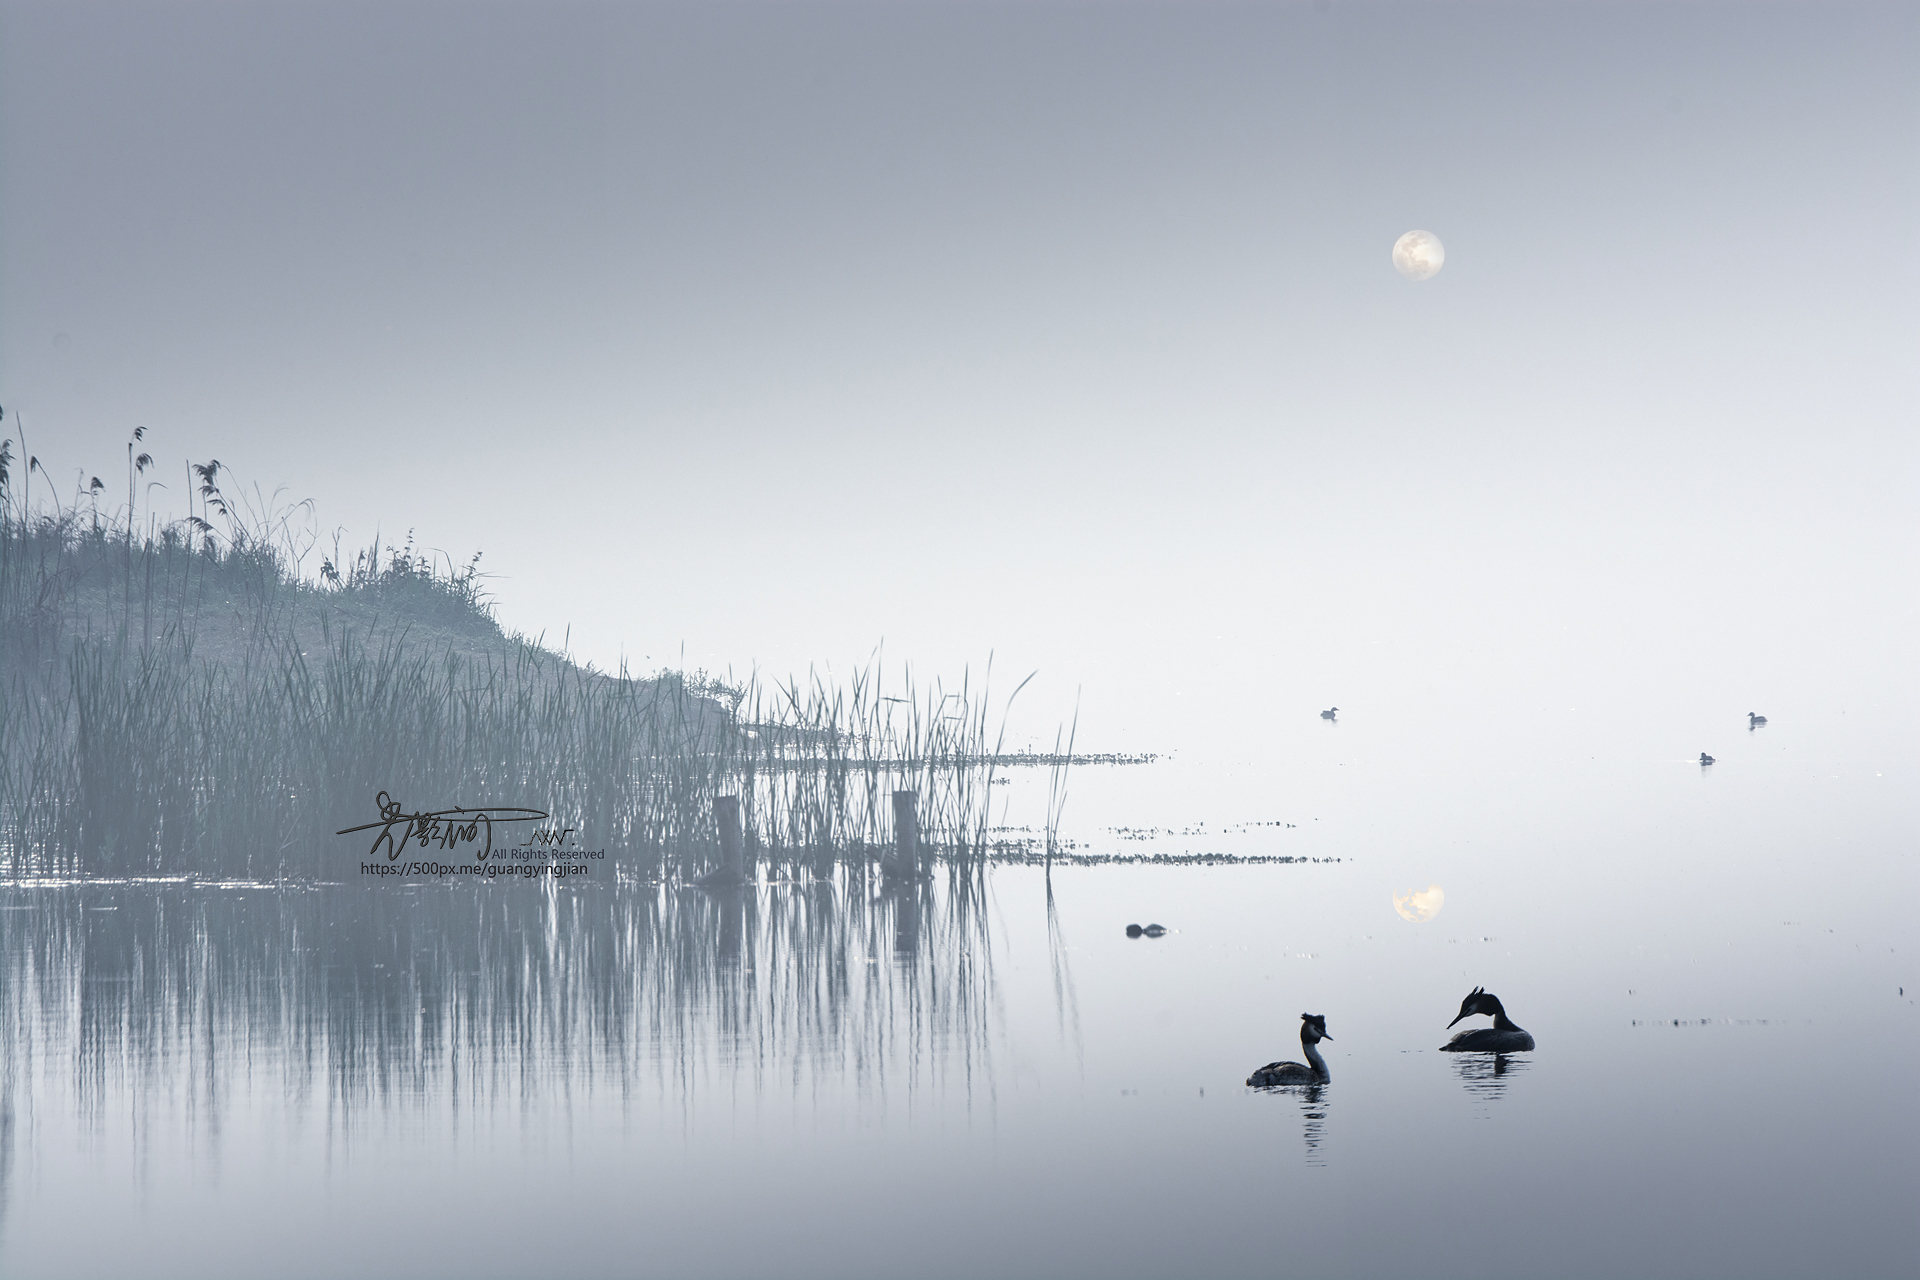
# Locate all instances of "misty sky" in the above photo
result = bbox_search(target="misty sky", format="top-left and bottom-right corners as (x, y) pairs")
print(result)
(3, 2), (1914, 749)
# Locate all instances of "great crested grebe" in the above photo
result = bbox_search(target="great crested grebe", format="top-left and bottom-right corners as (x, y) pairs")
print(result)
(1320, 707), (1339, 721)
(1441, 987), (1535, 1053)
(1699, 752), (1715, 766)
(1748, 712), (1767, 728)
(1248, 1013), (1332, 1086)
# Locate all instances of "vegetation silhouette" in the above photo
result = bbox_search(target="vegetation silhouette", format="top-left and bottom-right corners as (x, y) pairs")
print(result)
(0, 429), (1046, 881)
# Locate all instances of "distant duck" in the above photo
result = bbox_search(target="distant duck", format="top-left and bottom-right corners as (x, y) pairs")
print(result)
(1748, 712), (1768, 729)
(1441, 987), (1535, 1053)
(1248, 1013), (1332, 1086)
(1125, 923), (1168, 938)
(1320, 707), (1339, 721)
(1699, 752), (1715, 766)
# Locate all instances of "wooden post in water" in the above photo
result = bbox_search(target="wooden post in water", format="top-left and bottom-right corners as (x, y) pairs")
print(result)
(714, 795), (744, 881)
(891, 789), (919, 880)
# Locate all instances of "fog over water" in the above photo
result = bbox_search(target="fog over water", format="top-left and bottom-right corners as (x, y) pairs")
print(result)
(1, 2), (1915, 1277)
(2, 1), (1912, 748)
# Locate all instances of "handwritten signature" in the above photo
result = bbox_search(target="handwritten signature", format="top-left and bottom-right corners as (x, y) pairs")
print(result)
(336, 791), (549, 861)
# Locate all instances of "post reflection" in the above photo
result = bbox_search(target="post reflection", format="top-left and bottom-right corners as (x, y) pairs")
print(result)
(891, 881), (922, 958)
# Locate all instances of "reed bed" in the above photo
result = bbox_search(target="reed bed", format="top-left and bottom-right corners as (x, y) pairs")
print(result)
(0, 438), (1025, 881)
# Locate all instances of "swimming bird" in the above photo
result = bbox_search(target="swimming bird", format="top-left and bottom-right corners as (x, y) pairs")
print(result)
(1248, 1013), (1332, 1086)
(1699, 752), (1715, 766)
(1320, 707), (1339, 721)
(1748, 712), (1768, 728)
(1125, 923), (1168, 938)
(1440, 987), (1535, 1053)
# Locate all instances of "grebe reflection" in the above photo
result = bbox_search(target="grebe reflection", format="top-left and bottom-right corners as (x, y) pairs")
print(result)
(1297, 1081), (1329, 1166)
(1452, 1051), (1528, 1101)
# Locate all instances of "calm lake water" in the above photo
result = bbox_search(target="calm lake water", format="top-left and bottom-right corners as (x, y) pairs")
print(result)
(2, 695), (1914, 1278)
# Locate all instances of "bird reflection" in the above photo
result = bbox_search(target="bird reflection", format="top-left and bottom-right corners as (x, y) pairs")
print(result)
(1297, 1082), (1330, 1166)
(1452, 1051), (1529, 1102)
(1252, 1078), (1332, 1166)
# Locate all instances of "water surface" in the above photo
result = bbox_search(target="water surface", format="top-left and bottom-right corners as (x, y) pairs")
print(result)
(2, 697), (1913, 1278)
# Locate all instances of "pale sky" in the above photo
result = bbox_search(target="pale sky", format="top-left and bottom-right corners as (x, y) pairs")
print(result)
(3, 1), (1914, 749)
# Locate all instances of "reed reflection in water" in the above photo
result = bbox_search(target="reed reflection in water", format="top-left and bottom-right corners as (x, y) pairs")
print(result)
(0, 874), (1002, 1159)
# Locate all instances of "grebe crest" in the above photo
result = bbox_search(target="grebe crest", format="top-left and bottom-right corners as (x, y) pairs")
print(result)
(1248, 1013), (1332, 1087)
(1441, 986), (1535, 1053)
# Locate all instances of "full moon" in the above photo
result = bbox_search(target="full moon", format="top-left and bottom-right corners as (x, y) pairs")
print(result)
(1392, 884), (1445, 922)
(1392, 230), (1445, 281)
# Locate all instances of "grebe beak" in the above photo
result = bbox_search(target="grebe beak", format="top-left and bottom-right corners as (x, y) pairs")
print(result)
(1447, 1010), (1469, 1028)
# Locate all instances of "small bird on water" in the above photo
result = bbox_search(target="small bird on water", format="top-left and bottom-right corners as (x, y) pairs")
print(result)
(1248, 1013), (1332, 1086)
(1748, 712), (1768, 729)
(1440, 987), (1535, 1053)
(1320, 707), (1339, 721)
(1699, 752), (1715, 766)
